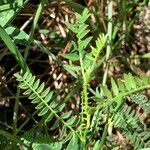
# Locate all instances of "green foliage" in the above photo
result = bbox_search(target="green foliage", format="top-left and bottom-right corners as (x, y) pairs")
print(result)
(22, 131), (63, 150)
(0, 25), (29, 72)
(65, 9), (107, 136)
(14, 71), (79, 144)
(0, 1), (150, 149)
(94, 73), (150, 112)
(0, 0), (24, 27)
(14, 70), (150, 149)
(111, 103), (150, 149)
(14, 7), (150, 150)
(131, 93), (150, 113)
(92, 73), (150, 149)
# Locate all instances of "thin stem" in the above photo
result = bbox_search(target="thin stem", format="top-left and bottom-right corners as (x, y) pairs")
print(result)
(13, 88), (20, 135)
(24, 0), (47, 60)
(106, 0), (113, 60)
(79, 50), (85, 125)
(100, 0), (113, 148)
(102, 65), (109, 86)
(102, 0), (113, 86)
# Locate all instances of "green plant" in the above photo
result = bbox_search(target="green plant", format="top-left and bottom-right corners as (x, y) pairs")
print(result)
(14, 8), (150, 149)
(0, 1), (150, 149)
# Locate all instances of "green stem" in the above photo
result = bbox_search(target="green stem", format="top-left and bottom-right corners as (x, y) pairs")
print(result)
(106, 0), (113, 60)
(79, 45), (90, 135)
(24, 0), (47, 60)
(102, 65), (109, 86)
(100, 0), (113, 148)
(102, 0), (113, 86)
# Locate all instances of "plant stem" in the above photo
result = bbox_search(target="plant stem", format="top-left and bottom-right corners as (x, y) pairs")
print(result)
(100, 0), (113, 148)
(106, 0), (113, 60)
(79, 44), (90, 136)
(102, 0), (113, 85)
(24, 0), (47, 60)
(13, 88), (20, 135)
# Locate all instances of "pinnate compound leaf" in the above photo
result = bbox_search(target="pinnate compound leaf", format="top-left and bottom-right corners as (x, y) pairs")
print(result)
(23, 89), (32, 95)
(60, 126), (67, 139)
(117, 79), (125, 92)
(28, 76), (36, 86)
(54, 103), (65, 112)
(29, 93), (37, 100)
(66, 22), (78, 33)
(14, 72), (22, 81)
(62, 132), (73, 143)
(19, 82), (28, 90)
(35, 102), (44, 110)
(31, 97), (41, 104)
(77, 29), (90, 40)
(64, 64), (81, 71)
(23, 71), (29, 80)
(25, 73), (33, 83)
(80, 36), (92, 49)
(124, 74), (132, 91)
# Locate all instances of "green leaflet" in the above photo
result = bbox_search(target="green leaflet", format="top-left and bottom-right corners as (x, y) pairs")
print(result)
(111, 78), (119, 96)
(64, 64), (81, 71)
(66, 134), (80, 150)
(31, 142), (62, 150)
(63, 53), (80, 61)
(60, 111), (72, 120)
(66, 116), (79, 126)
